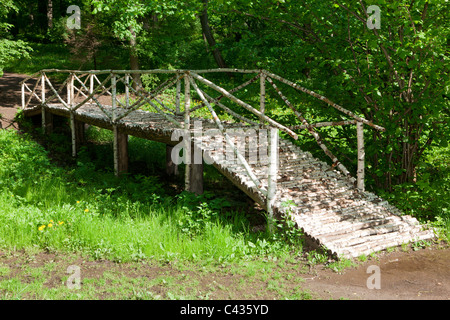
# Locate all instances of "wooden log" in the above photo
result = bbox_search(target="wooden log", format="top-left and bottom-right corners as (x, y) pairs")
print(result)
(42, 108), (53, 134)
(188, 76), (267, 196)
(70, 73), (114, 118)
(260, 72), (266, 125)
(266, 76), (353, 179)
(357, 121), (365, 191)
(21, 83), (25, 109)
(113, 125), (129, 177)
(184, 73), (192, 191)
(187, 143), (203, 195)
(289, 120), (357, 130)
(262, 70), (385, 132)
(70, 112), (85, 156)
(188, 73), (260, 114)
(70, 113), (77, 157)
(44, 75), (71, 110)
(72, 74), (90, 101)
(166, 145), (179, 176)
(190, 72), (298, 140)
(93, 74), (112, 96)
(201, 90), (258, 125)
(68, 73), (74, 109)
(24, 78), (42, 108)
(124, 82), (182, 128)
(267, 128), (279, 233)
(176, 73), (181, 114)
(125, 74), (130, 109)
(89, 74), (94, 103)
(39, 68), (261, 75)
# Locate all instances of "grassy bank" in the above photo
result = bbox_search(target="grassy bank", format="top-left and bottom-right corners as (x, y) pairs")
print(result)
(0, 129), (305, 264)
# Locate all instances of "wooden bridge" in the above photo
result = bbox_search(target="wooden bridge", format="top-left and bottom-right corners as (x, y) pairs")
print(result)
(20, 68), (435, 259)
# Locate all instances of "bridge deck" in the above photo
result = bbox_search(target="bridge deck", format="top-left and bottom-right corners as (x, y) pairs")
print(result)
(23, 103), (436, 258)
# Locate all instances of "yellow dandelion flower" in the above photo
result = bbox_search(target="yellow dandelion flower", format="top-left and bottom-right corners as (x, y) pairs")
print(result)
(50, 220), (53, 223)
(84, 209), (89, 213)
(76, 201), (80, 204)
(38, 225), (45, 231)
(48, 223), (53, 228)
(59, 221), (64, 225)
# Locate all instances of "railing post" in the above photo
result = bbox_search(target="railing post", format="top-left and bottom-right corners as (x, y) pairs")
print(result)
(21, 82), (25, 109)
(110, 73), (128, 177)
(260, 72), (266, 125)
(357, 121), (365, 192)
(125, 73), (130, 109)
(67, 73), (74, 108)
(89, 74), (94, 103)
(184, 72), (192, 191)
(70, 112), (77, 157)
(267, 128), (279, 233)
(176, 72), (181, 114)
(41, 73), (46, 105)
(41, 73), (46, 131)
(41, 72), (53, 134)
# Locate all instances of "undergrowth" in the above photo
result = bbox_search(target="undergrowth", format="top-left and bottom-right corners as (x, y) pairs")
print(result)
(0, 129), (305, 264)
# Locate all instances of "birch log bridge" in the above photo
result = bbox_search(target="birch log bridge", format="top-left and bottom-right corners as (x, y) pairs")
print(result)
(20, 69), (436, 259)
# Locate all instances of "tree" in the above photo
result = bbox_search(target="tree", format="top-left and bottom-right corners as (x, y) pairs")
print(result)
(90, 0), (152, 88)
(0, 0), (31, 75)
(199, 0), (228, 68)
(218, 0), (449, 191)
(65, 19), (103, 69)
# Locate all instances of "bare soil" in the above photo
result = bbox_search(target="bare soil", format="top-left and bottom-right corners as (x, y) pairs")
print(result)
(0, 73), (449, 300)
(303, 246), (449, 300)
(0, 73), (28, 130)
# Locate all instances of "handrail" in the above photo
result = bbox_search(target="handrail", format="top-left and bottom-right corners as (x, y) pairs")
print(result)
(21, 68), (385, 199)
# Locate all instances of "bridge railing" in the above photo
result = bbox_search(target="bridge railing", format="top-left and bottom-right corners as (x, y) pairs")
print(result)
(20, 68), (385, 215)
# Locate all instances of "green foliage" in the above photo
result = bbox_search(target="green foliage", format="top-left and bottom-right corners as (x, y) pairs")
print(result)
(0, 130), (305, 264)
(0, 1), (32, 74)
(0, 130), (52, 190)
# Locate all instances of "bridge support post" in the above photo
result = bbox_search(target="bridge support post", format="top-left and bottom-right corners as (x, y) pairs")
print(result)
(41, 108), (53, 134)
(186, 143), (203, 195)
(113, 125), (129, 177)
(70, 113), (86, 157)
(166, 145), (179, 176)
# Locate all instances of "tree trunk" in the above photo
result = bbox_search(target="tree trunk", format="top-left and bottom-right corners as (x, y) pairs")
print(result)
(38, 0), (47, 34)
(129, 26), (142, 90)
(47, 0), (53, 29)
(199, 0), (228, 69)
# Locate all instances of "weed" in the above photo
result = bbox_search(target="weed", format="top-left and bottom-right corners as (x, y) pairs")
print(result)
(306, 250), (328, 266)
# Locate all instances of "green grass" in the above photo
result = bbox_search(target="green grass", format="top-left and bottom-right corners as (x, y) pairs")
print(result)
(0, 129), (304, 264)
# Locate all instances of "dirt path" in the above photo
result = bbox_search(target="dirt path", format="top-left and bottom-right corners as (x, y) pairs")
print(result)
(0, 73), (449, 300)
(304, 247), (449, 300)
(0, 73), (29, 130)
